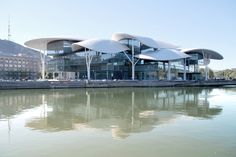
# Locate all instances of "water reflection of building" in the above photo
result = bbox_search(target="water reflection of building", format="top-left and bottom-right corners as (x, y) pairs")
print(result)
(0, 90), (45, 119)
(0, 88), (222, 139)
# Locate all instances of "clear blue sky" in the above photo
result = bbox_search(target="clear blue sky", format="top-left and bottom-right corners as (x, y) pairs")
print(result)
(0, 0), (235, 70)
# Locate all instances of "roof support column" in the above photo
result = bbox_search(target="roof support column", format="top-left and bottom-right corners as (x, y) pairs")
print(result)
(40, 50), (46, 80)
(202, 50), (210, 81)
(167, 61), (171, 81)
(131, 39), (135, 80)
(123, 51), (139, 81)
(132, 63), (135, 80)
(85, 48), (93, 80)
(123, 40), (139, 81)
(183, 58), (186, 81)
(205, 64), (208, 81)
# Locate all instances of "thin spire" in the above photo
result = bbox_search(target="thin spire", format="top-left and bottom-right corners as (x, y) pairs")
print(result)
(8, 15), (11, 41)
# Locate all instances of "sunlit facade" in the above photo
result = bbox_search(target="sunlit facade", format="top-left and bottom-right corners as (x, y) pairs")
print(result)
(25, 34), (223, 80)
(46, 40), (182, 80)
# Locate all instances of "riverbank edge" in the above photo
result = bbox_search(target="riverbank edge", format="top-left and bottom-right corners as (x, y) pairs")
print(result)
(0, 80), (236, 90)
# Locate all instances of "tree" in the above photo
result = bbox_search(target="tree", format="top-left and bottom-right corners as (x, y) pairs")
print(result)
(214, 69), (236, 79)
(199, 68), (214, 79)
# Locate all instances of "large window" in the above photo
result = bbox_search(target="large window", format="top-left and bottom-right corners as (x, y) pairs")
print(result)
(47, 40), (75, 55)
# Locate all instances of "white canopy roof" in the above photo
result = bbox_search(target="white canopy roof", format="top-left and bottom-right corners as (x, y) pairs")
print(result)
(180, 48), (223, 60)
(72, 39), (130, 53)
(112, 33), (179, 49)
(155, 40), (179, 49)
(25, 37), (83, 51)
(135, 49), (190, 61)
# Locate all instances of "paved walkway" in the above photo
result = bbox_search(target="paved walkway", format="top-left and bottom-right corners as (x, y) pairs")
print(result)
(0, 80), (236, 90)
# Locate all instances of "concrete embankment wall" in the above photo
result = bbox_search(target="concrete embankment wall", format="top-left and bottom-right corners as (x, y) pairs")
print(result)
(0, 80), (236, 90)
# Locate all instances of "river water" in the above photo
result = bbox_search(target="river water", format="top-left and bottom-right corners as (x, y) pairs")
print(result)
(0, 87), (236, 157)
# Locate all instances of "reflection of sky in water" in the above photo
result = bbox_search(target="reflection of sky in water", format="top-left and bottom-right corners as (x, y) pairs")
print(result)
(0, 87), (235, 157)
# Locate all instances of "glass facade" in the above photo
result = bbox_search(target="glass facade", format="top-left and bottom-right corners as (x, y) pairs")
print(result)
(46, 40), (201, 80)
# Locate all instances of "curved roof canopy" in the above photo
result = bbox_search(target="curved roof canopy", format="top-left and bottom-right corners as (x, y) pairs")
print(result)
(181, 48), (223, 60)
(72, 39), (130, 53)
(112, 33), (179, 49)
(135, 49), (190, 61)
(155, 40), (179, 49)
(25, 37), (83, 51)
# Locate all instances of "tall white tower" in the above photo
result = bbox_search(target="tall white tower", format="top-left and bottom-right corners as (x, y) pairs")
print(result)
(8, 16), (11, 41)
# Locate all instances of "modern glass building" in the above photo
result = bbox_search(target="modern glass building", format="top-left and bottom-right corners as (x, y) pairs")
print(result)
(25, 33), (223, 81)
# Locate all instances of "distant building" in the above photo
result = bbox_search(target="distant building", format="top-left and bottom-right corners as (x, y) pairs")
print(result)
(0, 55), (40, 80)
(0, 39), (41, 80)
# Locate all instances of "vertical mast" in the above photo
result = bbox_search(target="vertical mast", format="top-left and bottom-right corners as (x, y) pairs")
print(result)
(8, 15), (11, 41)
